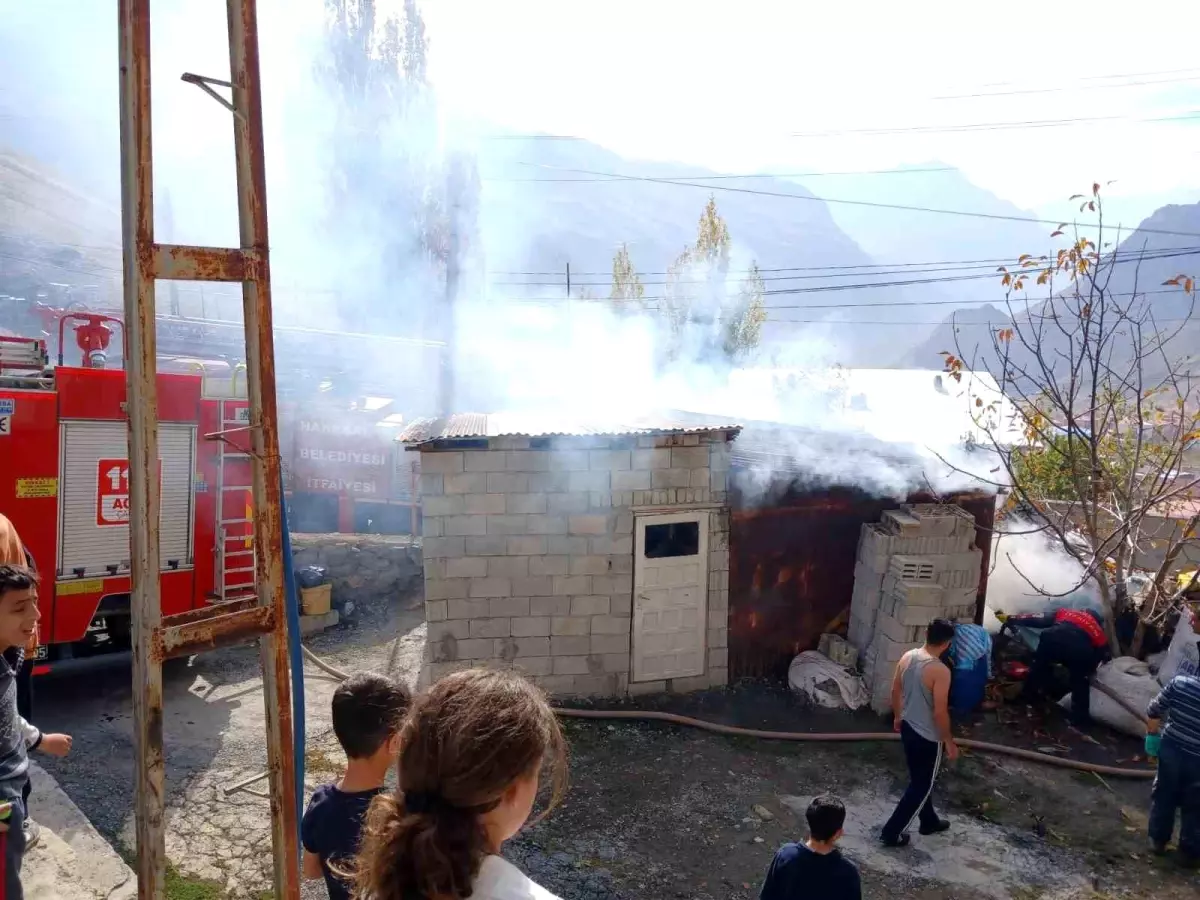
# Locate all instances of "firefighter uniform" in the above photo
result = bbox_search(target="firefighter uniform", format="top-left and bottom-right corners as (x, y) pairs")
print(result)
(1008, 608), (1110, 725)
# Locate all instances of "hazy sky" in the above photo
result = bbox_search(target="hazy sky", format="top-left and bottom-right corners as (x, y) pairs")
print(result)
(2, 0), (1198, 225)
(420, 0), (1200, 210)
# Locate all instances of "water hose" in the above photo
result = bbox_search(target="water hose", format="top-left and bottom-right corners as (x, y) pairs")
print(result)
(553, 708), (1153, 779)
(279, 477), (306, 849)
(296, 648), (1153, 780)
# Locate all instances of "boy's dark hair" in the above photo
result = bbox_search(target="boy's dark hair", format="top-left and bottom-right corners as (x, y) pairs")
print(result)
(331, 672), (412, 759)
(807, 795), (846, 842)
(0, 565), (37, 596)
(927, 618), (956, 646)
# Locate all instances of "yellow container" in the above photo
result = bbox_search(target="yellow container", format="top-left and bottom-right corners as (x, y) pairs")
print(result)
(300, 583), (332, 617)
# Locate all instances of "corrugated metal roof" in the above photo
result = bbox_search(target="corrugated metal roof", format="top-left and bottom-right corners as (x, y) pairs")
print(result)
(398, 412), (740, 444)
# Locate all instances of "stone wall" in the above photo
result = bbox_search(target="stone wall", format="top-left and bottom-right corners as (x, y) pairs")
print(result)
(848, 504), (982, 713)
(291, 533), (423, 621)
(417, 430), (734, 697)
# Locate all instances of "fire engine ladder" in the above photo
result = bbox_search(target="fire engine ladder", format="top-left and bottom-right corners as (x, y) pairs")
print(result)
(0, 335), (48, 375)
(214, 400), (258, 602)
(118, 2), (300, 898)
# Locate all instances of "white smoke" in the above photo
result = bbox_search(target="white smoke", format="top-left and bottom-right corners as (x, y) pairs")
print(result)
(3, 1), (1012, 500)
(983, 524), (1101, 631)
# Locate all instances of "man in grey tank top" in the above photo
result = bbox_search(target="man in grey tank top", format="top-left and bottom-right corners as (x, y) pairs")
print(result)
(880, 619), (959, 847)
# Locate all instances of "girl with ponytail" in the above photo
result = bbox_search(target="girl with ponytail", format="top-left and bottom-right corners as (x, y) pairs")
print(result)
(352, 668), (568, 900)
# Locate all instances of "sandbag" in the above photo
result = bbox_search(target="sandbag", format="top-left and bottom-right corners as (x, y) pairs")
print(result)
(1159, 607), (1198, 685)
(788, 650), (869, 711)
(1059, 657), (1157, 736)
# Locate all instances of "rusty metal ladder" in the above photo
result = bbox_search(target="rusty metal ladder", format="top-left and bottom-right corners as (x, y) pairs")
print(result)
(117, 1), (299, 897)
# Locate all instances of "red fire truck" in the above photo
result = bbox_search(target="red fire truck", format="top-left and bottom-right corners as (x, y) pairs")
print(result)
(0, 314), (256, 676)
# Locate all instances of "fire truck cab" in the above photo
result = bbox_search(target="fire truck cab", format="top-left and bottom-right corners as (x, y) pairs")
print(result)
(0, 317), (255, 676)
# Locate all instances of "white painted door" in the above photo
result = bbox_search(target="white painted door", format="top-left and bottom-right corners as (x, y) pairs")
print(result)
(632, 511), (709, 682)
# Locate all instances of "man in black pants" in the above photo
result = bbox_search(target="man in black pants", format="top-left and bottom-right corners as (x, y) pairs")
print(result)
(881, 619), (959, 848)
(1006, 607), (1109, 726)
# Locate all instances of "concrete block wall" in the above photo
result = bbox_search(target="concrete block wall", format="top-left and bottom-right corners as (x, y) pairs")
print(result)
(848, 504), (983, 713)
(416, 430), (733, 697)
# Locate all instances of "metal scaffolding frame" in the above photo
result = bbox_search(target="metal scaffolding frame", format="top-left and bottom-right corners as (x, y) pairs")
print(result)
(117, 0), (300, 896)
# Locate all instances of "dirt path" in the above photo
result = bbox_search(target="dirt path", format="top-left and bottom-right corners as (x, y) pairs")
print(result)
(31, 603), (1200, 899)
(34, 603), (426, 897)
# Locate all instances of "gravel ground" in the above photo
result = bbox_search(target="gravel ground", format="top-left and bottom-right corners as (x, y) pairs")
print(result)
(34, 598), (426, 897)
(30, 600), (1200, 900)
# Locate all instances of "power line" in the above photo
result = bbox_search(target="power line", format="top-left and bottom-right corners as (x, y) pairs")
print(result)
(489, 246), (1200, 278)
(758, 319), (1200, 328)
(934, 72), (1200, 100)
(497, 286), (1197, 310)
(789, 110), (1200, 138)
(483, 165), (959, 183)
(510, 163), (1200, 239)
(476, 109), (1200, 145)
(490, 247), (1200, 287)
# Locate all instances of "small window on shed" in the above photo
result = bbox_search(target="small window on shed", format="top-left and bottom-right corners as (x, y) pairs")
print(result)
(643, 521), (700, 558)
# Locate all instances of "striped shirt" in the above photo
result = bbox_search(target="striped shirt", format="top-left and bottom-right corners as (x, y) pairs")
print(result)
(952, 624), (992, 677)
(1147, 674), (1200, 758)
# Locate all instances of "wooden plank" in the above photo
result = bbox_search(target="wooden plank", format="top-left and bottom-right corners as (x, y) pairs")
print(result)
(227, 0), (301, 894)
(117, 1), (166, 896)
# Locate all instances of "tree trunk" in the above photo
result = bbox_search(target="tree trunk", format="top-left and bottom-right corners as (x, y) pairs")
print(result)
(1131, 618), (1147, 659)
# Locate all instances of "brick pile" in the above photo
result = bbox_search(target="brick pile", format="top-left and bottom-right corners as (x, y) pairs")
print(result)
(848, 504), (982, 713)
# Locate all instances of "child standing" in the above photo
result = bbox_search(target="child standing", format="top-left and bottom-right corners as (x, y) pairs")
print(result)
(0, 565), (42, 899)
(760, 795), (862, 900)
(353, 668), (569, 900)
(301, 672), (412, 900)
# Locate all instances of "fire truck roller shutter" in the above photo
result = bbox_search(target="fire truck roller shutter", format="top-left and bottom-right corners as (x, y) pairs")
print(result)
(58, 420), (196, 576)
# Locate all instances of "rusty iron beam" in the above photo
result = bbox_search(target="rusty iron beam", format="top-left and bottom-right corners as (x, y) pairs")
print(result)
(157, 605), (274, 659)
(161, 597), (257, 628)
(117, 0), (166, 896)
(227, 0), (301, 895)
(152, 243), (264, 282)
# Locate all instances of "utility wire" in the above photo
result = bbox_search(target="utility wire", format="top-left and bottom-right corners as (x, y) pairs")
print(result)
(935, 75), (1200, 100)
(497, 286), (1197, 310)
(484, 165), (960, 183)
(789, 110), (1200, 138)
(510, 163), (1200, 240)
(490, 247), (1200, 286)
(933, 68), (1200, 99)
(490, 246), (1200, 277)
(474, 109), (1200, 144)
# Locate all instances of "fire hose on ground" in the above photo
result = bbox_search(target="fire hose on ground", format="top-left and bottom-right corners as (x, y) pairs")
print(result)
(285, 646), (1155, 781)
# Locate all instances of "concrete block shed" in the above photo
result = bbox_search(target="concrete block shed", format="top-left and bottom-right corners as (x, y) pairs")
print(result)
(398, 413), (741, 697)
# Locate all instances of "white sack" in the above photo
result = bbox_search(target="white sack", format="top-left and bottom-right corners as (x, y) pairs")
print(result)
(788, 650), (869, 711)
(1059, 657), (1157, 737)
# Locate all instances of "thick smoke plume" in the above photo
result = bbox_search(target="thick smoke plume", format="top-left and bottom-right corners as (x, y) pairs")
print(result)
(2, 0), (1008, 500)
(983, 524), (1101, 631)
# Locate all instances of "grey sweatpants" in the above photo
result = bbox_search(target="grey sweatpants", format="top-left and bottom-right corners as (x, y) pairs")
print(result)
(1, 777), (26, 900)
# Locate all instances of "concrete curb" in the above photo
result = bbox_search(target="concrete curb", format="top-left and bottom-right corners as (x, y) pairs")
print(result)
(23, 762), (137, 900)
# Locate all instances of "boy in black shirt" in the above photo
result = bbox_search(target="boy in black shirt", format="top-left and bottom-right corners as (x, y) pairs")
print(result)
(760, 795), (862, 900)
(301, 672), (411, 899)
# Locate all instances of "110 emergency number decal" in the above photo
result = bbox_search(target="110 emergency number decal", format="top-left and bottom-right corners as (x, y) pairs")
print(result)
(96, 458), (162, 527)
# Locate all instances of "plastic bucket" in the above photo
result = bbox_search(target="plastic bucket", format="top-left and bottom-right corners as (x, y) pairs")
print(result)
(950, 654), (989, 715)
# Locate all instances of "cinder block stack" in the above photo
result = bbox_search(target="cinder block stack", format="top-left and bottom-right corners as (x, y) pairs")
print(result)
(848, 504), (982, 713)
